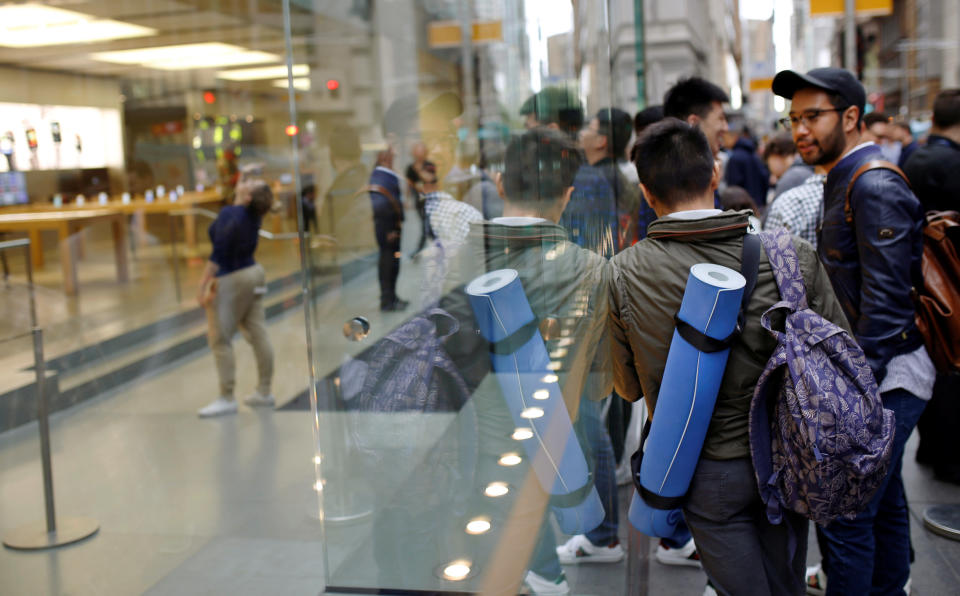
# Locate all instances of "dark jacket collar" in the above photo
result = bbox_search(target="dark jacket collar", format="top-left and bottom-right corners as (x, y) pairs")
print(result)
(646, 210), (751, 242)
(733, 137), (757, 153)
(927, 134), (960, 151)
(825, 143), (881, 197)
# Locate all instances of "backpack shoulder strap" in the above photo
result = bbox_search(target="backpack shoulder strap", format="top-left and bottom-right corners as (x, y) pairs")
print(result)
(758, 229), (808, 310)
(844, 159), (911, 224)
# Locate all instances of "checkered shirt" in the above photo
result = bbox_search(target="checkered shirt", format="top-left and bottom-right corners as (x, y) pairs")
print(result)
(763, 174), (825, 248)
(424, 191), (483, 250)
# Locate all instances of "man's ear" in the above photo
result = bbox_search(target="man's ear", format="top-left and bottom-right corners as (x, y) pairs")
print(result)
(686, 114), (700, 128)
(710, 159), (722, 192)
(494, 171), (506, 198)
(843, 106), (860, 134)
(640, 182), (664, 218)
(558, 185), (574, 214)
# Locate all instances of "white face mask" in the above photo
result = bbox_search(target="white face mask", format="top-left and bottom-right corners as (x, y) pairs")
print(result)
(880, 141), (902, 164)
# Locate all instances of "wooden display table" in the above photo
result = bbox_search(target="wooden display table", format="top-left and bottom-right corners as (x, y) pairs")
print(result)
(0, 209), (129, 296)
(0, 190), (223, 265)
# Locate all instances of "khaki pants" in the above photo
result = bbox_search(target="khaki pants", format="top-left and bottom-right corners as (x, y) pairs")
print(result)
(206, 264), (274, 398)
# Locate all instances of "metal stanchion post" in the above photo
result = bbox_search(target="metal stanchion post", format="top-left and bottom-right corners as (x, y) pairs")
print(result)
(3, 239), (99, 550)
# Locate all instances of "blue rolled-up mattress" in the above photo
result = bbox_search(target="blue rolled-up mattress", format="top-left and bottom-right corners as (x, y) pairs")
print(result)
(467, 269), (603, 535)
(628, 263), (745, 539)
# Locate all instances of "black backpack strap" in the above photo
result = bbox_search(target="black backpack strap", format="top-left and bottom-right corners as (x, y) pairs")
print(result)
(672, 232), (761, 352)
(489, 318), (540, 355)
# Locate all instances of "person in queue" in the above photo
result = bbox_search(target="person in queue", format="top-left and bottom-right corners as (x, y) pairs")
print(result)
(609, 118), (847, 595)
(197, 167), (276, 417)
(773, 66), (933, 596)
(902, 88), (960, 487)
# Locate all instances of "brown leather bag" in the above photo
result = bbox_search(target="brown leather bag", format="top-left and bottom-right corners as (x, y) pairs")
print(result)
(914, 210), (960, 373)
(847, 161), (960, 373)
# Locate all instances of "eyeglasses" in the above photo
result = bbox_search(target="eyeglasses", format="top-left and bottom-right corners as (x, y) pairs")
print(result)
(778, 108), (845, 129)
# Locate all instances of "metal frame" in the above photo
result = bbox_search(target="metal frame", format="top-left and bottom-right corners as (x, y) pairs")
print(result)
(1, 238), (100, 550)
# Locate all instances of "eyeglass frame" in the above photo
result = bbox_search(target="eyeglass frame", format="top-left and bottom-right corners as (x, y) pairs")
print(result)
(778, 107), (847, 130)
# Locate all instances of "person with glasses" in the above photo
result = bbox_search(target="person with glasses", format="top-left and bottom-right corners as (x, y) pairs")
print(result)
(773, 67), (933, 596)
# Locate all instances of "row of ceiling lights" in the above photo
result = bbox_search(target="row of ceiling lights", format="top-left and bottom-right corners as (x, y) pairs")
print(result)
(0, 4), (334, 89)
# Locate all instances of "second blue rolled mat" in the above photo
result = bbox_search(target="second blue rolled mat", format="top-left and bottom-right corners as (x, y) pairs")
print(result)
(629, 263), (745, 539)
(467, 269), (603, 536)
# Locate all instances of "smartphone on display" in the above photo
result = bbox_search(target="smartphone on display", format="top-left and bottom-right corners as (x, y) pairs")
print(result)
(51, 122), (61, 143)
(25, 128), (38, 149)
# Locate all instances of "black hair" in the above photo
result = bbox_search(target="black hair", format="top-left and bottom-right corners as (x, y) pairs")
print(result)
(893, 121), (912, 135)
(519, 87), (585, 137)
(595, 107), (633, 158)
(825, 91), (861, 125)
(301, 184), (316, 199)
(633, 118), (715, 208)
(933, 89), (960, 129)
(719, 185), (758, 214)
(634, 105), (664, 134)
(863, 112), (890, 128)
(763, 133), (796, 159)
(503, 127), (583, 205)
(247, 182), (273, 218)
(663, 77), (729, 120)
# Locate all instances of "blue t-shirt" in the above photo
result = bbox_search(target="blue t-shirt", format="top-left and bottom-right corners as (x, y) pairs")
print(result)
(208, 205), (260, 276)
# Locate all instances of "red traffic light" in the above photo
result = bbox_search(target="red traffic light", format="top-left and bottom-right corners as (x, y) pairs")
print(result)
(203, 91), (216, 104)
(285, 124), (299, 137)
(326, 79), (340, 91)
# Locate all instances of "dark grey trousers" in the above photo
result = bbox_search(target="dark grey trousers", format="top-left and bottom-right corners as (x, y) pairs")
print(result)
(683, 457), (808, 596)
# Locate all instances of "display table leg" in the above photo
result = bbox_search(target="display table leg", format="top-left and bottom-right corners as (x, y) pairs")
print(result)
(111, 216), (129, 283)
(58, 224), (78, 296)
(29, 229), (44, 268)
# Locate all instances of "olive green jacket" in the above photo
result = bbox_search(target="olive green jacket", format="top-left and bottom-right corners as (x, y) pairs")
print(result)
(608, 210), (849, 460)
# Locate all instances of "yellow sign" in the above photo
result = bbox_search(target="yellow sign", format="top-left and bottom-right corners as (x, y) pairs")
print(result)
(749, 78), (775, 93)
(428, 20), (503, 48)
(809, 0), (893, 17)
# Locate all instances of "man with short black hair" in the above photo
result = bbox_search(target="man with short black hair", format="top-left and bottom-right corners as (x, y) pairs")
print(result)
(663, 77), (730, 157)
(773, 66), (933, 596)
(566, 108), (640, 256)
(609, 118), (846, 595)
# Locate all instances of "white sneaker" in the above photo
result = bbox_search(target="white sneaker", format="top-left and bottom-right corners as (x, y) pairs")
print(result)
(655, 537), (702, 568)
(523, 570), (570, 595)
(703, 582), (718, 596)
(903, 575), (912, 595)
(556, 534), (625, 564)
(805, 563), (826, 596)
(244, 392), (275, 407)
(198, 397), (237, 418)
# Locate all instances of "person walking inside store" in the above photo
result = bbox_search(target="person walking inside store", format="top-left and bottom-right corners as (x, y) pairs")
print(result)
(773, 66), (934, 596)
(197, 171), (275, 417)
(609, 118), (847, 595)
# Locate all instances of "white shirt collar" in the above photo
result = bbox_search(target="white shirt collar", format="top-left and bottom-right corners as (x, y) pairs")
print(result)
(665, 208), (723, 220)
(840, 141), (875, 161)
(490, 216), (548, 226)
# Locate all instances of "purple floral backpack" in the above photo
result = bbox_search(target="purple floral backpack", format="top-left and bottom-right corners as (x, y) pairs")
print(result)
(749, 229), (895, 526)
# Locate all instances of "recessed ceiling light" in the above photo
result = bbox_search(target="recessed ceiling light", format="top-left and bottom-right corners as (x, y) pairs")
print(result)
(521, 407), (544, 419)
(498, 453), (522, 466)
(441, 560), (472, 581)
(465, 518), (491, 535)
(512, 428), (534, 441)
(0, 4), (156, 48)
(221, 64), (310, 81)
(91, 43), (279, 71)
(532, 389), (550, 400)
(542, 374), (559, 383)
(484, 482), (509, 497)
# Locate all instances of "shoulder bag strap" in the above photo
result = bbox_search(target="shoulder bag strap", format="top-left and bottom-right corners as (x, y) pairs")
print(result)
(844, 159), (911, 225)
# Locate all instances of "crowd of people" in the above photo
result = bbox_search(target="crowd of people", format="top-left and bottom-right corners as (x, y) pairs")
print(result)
(198, 65), (959, 596)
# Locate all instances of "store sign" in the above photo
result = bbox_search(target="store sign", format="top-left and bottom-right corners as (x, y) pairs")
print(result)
(428, 20), (503, 49)
(809, 0), (893, 17)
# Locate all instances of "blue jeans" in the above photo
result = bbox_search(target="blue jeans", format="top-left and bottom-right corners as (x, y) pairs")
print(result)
(821, 389), (927, 596)
(530, 395), (620, 579)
